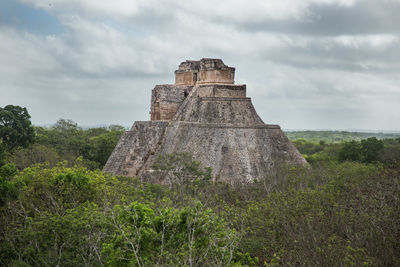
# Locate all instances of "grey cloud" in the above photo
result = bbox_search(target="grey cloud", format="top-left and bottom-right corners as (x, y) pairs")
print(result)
(232, 0), (400, 36)
(1, 0), (400, 130)
(262, 37), (400, 73)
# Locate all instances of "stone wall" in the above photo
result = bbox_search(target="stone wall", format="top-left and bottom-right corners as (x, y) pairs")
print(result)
(174, 58), (235, 86)
(107, 121), (306, 184)
(196, 69), (234, 85)
(150, 85), (192, 121)
(196, 84), (246, 98)
(103, 121), (168, 176)
(150, 84), (245, 121)
(146, 122), (305, 183)
(153, 59), (237, 120)
(175, 72), (197, 86)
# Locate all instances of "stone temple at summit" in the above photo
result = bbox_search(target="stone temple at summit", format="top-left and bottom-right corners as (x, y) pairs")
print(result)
(104, 58), (306, 183)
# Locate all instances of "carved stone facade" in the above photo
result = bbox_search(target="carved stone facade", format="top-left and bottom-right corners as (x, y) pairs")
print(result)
(151, 58), (237, 121)
(104, 58), (306, 183)
(175, 58), (235, 86)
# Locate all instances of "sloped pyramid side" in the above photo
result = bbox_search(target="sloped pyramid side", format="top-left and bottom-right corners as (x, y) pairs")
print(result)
(104, 85), (306, 183)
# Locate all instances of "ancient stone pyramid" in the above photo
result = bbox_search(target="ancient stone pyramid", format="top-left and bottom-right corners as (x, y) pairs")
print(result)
(104, 58), (306, 183)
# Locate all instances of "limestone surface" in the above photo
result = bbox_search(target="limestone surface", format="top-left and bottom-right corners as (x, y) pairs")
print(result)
(104, 58), (307, 183)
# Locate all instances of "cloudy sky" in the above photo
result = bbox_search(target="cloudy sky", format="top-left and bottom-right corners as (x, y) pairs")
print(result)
(1, 0), (399, 131)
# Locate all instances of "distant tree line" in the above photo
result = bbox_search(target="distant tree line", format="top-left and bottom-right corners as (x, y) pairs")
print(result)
(0, 105), (125, 169)
(286, 130), (400, 143)
(293, 137), (400, 166)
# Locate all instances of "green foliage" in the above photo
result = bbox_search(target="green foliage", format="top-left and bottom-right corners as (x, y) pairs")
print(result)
(286, 130), (400, 143)
(153, 152), (212, 197)
(0, 161), (246, 266)
(0, 163), (18, 205)
(1, 154), (399, 266)
(0, 107), (399, 266)
(103, 201), (240, 266)
(338, 140), (362, 162)
(361, 137), (384, 163)
(9, 144), (60, 169)
(236, 162), (399, 266)
(0, 143), (9, 166)
(292, 138), (326, 155)
(12, 163), (121, 213)
(85, 126), (125, 166)
(293, 137), (400, 167)
(338, 138), (385, 163)
(0, 105), (35, 151)
(8, 119), (125, 169)
(0, 162), (17, 178)
(0, 162), (130, 266)
(378, 138), (400, 166)
(34, 119), (86, 162)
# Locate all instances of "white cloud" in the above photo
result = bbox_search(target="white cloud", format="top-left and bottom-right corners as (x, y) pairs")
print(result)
(333, 34), (399, 49)
(1, 0), (399, 130)
(19, 0), (358, 21)
(19, 0), (145, 18)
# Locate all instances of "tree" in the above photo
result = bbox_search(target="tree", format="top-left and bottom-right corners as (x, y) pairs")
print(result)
(0, 163), (18, 205)
(32, 121), (124, 168)
(0, 144), (9, 167)
(361, 137), (384, 163)
(103, 201), (241, 266)
(338, 140), (362, 162)
(10, 144), (60, 169)
(153, 153), (212, 197)
(0, 105), (35, 151)
(47, 119), (85, 160)
(378, 139), (400, 165)
(84, 125), (125, 167)
(53, 118), (79, 132)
